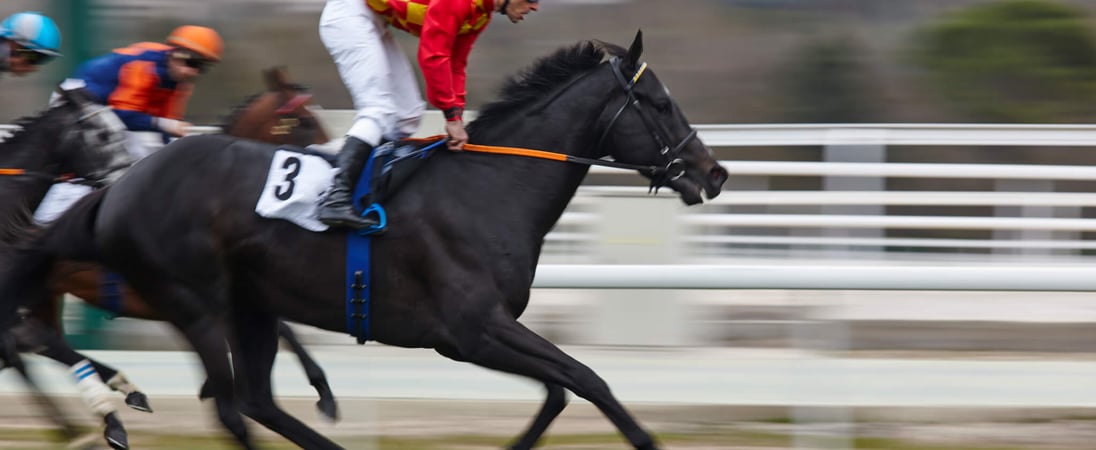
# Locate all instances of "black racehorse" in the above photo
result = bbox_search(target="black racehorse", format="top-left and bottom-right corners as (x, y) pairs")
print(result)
(0, 86), (133, 445)
(1, 32), (727, 449)
(3, 74), (338, 450)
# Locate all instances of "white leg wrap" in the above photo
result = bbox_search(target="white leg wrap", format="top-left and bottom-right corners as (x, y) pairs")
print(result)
(70, 360), (116, 417)
(106, 372), (138, 395)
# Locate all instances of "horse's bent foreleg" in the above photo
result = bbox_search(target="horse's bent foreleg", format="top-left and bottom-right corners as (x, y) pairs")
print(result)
(277, 320), (338, 422)
(45, 267), (154, 413)
(12, 318), (129, 449)
(0, 329), (84, 444)
(446, 312), (659, 450)
(233, 310), (344, 449)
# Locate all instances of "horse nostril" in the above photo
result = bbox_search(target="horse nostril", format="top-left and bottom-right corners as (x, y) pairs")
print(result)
(709, 166), (728, 187)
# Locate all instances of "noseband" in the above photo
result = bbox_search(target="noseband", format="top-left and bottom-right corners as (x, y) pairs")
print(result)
(596, 57), (698, 191)
(270, 93), (313, 136)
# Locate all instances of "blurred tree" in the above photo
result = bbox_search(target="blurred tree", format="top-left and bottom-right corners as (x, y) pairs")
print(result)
(912, 0), (1096, 123)
(775, 35), (881, 122)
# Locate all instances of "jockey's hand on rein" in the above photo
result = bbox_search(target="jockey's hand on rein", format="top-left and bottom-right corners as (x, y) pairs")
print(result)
(445, 120), (467, 152)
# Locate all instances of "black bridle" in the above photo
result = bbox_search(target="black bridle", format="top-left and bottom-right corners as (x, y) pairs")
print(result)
(593, 57), (698, 191)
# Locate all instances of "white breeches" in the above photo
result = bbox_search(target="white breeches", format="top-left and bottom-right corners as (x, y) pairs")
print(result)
(320, 0), (424, 146)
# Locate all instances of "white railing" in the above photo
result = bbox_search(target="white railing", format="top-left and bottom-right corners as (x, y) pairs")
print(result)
(11, 120), (1096, 258)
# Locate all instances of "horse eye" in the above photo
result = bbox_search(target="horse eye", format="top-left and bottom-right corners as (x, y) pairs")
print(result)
(99, 130), (112, 141)
(655, 102), (673, 114)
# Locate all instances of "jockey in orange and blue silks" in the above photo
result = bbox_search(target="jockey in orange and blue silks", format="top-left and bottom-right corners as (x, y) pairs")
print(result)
(66, 26), (222, 151)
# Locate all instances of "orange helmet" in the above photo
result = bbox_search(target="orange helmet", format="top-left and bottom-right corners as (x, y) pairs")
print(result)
(166, 25), (223, 61)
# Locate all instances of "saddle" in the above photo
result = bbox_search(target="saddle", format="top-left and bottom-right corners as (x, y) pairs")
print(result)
(358, 138), (442, 208)
(255, 137), (444, 234)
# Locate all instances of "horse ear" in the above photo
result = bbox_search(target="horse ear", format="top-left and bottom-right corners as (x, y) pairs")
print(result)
(626, 29), (643, 67)
(263, 66), (291, 92)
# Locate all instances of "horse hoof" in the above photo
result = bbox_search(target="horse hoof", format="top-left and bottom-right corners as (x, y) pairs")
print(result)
(124, 392), (153, 413)
(316, 398), (339, 423)
(103, 413), (129, 450)
(198, 380), (213, 400)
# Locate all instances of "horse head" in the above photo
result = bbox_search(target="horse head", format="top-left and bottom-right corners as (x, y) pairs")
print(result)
(221, 67), (330, 147)
(593, 31), (728, 205)
(45, 87), (133, 186)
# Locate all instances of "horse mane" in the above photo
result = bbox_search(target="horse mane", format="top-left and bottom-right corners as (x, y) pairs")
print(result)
(218, 93), (264, 132)
(470, 40), (627, 130)
(0, 112), (52, 150)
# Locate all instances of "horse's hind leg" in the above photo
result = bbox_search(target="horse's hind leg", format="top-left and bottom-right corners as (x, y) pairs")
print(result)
(277, 320), (338, 422)
(445, 312), (658, 450)
(231, 308), (344, 449)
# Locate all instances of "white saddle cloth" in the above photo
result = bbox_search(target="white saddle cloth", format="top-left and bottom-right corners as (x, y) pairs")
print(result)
(255, 149), (339, 232)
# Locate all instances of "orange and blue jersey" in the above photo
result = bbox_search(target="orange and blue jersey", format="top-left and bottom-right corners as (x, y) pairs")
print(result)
(74, 42), (191, 132)
(367, 0), (494, 117)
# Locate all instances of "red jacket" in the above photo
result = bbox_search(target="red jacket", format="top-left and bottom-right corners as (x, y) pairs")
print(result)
(367, 0), (494, 120)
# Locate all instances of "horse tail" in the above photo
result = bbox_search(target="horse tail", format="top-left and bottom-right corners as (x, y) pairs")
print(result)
(0, 187), (110, 330)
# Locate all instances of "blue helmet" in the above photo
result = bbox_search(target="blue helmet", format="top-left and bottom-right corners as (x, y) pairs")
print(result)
(1, 12), (61, 56)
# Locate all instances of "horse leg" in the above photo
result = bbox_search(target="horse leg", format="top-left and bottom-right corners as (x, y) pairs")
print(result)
(230, 309), (344, 449)
(0, 328), (84, 445)
(438, 346), (569, 449)
(179, 315), (259, 450)
(277, 320), (338, 422)
(445, 312), (658, 450)
(12, 317), (129, 449)
(31, 292), (152, 413)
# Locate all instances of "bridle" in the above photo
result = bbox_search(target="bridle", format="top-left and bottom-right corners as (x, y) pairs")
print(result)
(407, 56), (700, 192)
(0, 104), (131, 186)
(269, 92), (314, 136)
(594, 57), (698, 191)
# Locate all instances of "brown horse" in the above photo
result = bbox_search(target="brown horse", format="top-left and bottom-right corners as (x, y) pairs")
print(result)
(17, 67), (339, 449)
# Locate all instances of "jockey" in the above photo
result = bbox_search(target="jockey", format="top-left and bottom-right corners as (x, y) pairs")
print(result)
(317, 0), (540, 229)
(0, 11), (61, 77)
(63, 25), (222, 156)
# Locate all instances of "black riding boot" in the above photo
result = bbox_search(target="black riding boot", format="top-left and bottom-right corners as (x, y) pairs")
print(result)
(318, 136), (378, 229)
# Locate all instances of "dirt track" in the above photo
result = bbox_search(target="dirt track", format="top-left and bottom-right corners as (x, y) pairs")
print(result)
(3, 395), (1096, 449)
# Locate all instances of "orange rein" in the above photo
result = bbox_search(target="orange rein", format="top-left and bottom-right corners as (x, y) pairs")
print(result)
(407, 136), (568, 162)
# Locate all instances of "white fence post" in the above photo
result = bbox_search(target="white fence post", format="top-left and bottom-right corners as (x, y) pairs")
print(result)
(588, 195), (693, 346)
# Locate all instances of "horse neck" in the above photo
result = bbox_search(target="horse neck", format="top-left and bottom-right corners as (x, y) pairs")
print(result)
(0, 113), (67, 243)
(468, 72), (615, 239)
(0, 114), (65, 215)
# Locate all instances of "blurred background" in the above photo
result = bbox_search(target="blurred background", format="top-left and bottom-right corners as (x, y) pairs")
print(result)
(6, 1), (1096, 449)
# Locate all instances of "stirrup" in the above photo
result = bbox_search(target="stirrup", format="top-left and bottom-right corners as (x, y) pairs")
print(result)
(357, 203), (387, 236)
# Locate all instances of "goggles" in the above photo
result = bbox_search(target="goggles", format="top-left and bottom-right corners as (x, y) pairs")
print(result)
(14, 48), (54, 66)
(173, 51), (213, 74)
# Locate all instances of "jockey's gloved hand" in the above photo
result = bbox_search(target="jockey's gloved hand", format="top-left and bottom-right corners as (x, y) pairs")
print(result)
(154, 117), (192, 137)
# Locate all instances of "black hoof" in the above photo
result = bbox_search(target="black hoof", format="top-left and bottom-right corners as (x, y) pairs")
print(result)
(198, 379), (213, 400)
(124, 391), (152, 413)
(316, 397), (339, 423)
(103, 413), (129, 450)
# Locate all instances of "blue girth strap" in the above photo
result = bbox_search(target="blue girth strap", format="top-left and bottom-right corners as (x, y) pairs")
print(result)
(345, 147), (381, 344)
(100, 271), (124, 319)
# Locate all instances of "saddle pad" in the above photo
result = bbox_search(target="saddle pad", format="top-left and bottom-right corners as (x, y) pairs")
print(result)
(255, 149), (338, 232)
(34, 182), (94, 224)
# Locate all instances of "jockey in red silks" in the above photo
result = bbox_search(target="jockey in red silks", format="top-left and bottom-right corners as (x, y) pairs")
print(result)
(62, 25), (222, 157)
(317, 0), (540, 229)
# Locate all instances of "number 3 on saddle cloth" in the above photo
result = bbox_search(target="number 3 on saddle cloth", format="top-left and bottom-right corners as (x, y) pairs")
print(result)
(255, 137), (445, 343)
